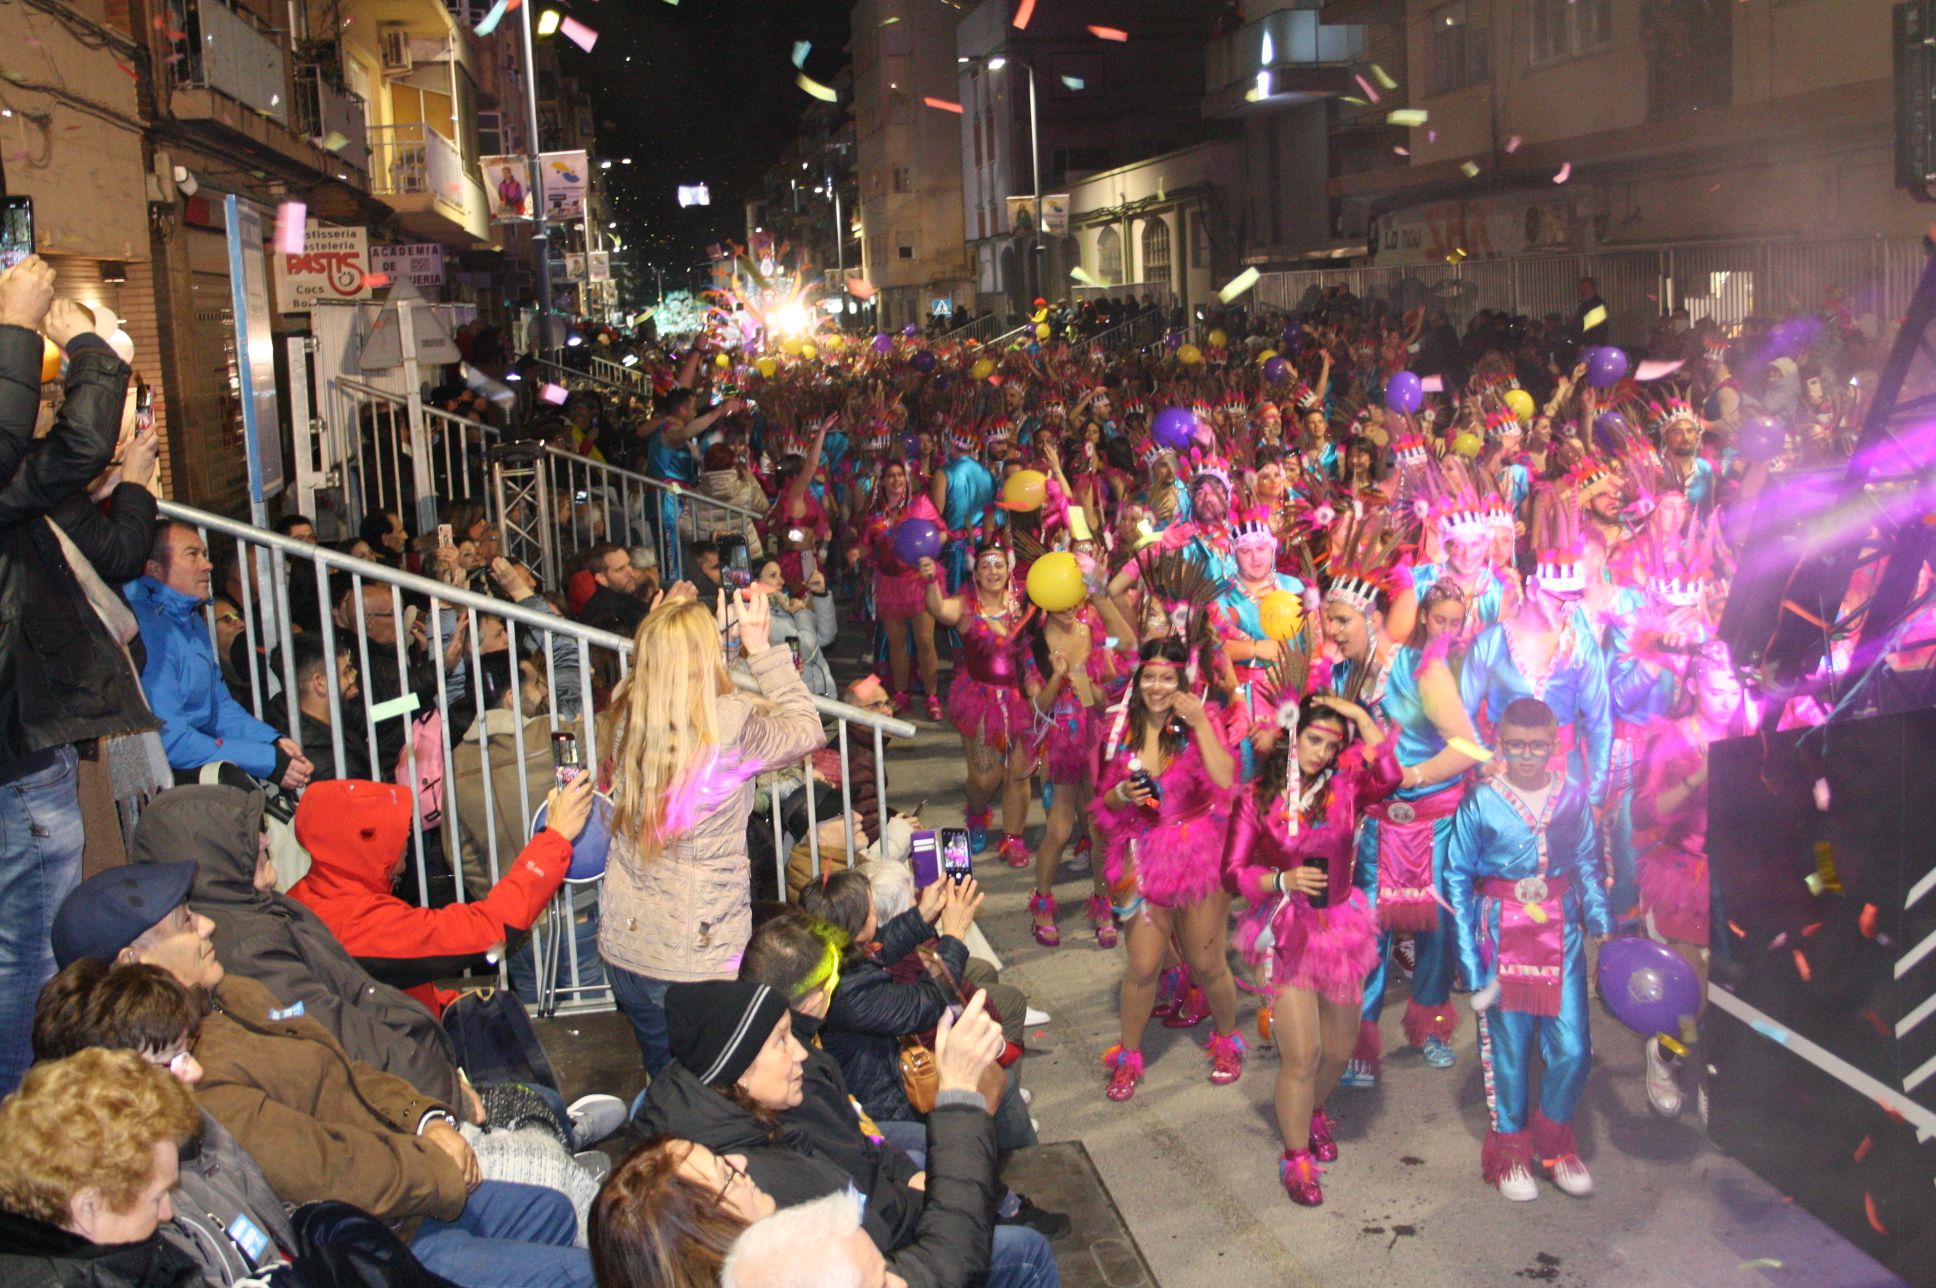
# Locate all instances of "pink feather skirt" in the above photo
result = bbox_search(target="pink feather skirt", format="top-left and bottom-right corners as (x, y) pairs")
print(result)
(1234, 886), (1380, 1007)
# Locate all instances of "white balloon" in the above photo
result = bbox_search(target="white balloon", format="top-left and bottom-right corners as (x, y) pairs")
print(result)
(107, 329), (135, 365)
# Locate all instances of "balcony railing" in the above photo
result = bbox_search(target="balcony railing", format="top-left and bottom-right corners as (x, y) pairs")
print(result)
(1205, 5), (1363, 103)
(172, 0), (291, 128)
(293, 64), (370, 175)
(368, 122), (465, 207)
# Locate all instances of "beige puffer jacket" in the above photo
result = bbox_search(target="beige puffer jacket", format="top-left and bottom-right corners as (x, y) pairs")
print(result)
(679, 466), (766, 558)
(598, 646), (824, 981)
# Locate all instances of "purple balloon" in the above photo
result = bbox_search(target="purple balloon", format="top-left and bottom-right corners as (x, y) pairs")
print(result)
(1280, 323), (1304, 352)
(1595, 937), (1702, 1038)
(1164, 329), (1183, 351)
(1151, 405), (1195, 451)
(1586, 345), (1629, 389)
(902, 323), (920, 338)
(1385, 370), (1423, 414)
(911, 350), (938, 374)
(1263, 356), (1290, 383)
(901, 432), (922, 457)
(892, 517), (944, 565)
(870, 333), (893, 354)
(1738, 414), (1787, 463)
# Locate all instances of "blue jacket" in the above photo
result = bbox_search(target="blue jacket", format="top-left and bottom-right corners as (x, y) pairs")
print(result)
(125, 576), (282, 777)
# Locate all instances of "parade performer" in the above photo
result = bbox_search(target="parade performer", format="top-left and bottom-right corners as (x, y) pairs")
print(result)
(1446, 697), (1612, 1202)
(1352, 579), (1489, 1085)
(920, 540), (1033, 860)
(1228, 690), (1396, 1206)
(1212, 507), (1308, 719)
(1093, 638), (1244, 1101)
(862, 458), (944, 720)
(1386, 464), (1512, 647)
(930, 422), (996, 592)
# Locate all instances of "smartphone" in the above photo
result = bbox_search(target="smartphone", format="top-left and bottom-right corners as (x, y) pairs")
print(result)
(0, 196), (32, 271)
(909, 829), (940, 888)
(550, 731), (583, 790)
(729, 542), (750, 572)
(437, 523), (453, 548)
(941, 827), (971, 883)
(724, 567), (752, 590)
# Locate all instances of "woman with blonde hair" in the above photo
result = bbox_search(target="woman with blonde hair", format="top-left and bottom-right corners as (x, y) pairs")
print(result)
(599, 585), (825, 1075)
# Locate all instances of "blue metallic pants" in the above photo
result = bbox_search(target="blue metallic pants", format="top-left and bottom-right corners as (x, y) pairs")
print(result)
(1477, 928), (1592, 1134)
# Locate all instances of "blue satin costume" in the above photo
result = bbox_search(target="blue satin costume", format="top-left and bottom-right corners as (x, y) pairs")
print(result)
(644, 426), (698, 580)
(1581, 587), (1660, 919)
(1409, 563), (1508, 638)
(1355, 645), (1463, 1038)
(938, 454), (994, 593)
(1445, 774), (1611, 1133)
(1214, 573), (1304, 715)
(1459, 622), (1613, 807)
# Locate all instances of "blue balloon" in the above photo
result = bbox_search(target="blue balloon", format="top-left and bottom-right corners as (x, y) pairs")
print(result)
(1151, 406), (1194, 451)
(1595, 937), (1702, 1038)
(531, 791), (614, 882)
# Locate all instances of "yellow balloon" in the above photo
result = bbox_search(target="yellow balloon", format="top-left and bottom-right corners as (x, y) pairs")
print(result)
(779, 338), (803, 357)
(823, 333), (845, 350)
(1177, 343), (1203, 366)
(1452, 431), (1483, 457)
(1002, 469), (1047, 513)
(971, 357), (996, 380)
(713, 352), (731, 368)
(1255, 348), (1278, 366)
(1025, 551), (1085, 612)
(1504, 388), (1536, 421)
(1259, 590), (1303, 643)
(1035, 322), (1051, 339)
(800, 343), (818, 360)
(1207, 328), (1228, 349)
(755, 357), (778, 378)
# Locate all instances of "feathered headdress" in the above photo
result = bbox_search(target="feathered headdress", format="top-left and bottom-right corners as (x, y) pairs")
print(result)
(1320, 505), (1403, 628)
(1531, 490), (1587, 597)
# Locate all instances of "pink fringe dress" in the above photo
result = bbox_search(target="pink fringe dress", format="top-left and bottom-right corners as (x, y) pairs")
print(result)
(1225, 741), (1402, 1006)
(1090, 711), (1242, 909)
(1022, 612), (1121, 785)
(864, 496), (942, 622)
(1631, 719), (1710, 945)
(945, 611), (1033, 749)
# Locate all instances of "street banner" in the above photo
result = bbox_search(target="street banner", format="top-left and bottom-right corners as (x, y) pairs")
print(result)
(482, 155), (533, 220)
(538, 150), (589, 221)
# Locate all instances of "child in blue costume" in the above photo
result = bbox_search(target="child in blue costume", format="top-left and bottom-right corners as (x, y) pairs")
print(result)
(1446, 696), (1612, 1202)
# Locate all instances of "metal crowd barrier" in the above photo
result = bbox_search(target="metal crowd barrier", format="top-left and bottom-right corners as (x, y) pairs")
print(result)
(538, 447), (766, 584)
(589, 354), (650, 392)
(156, 500), (914, 1016)
(326, 377), (497, 536)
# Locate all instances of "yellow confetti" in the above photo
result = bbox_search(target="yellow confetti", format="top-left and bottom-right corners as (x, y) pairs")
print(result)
(1460, 160), (1480, 178)
(1070, 265), (1101, 286)
(1387, 109), (1428, 127)
(1371, 63), (1397, 90)
(1738, 1259), (1784, 1271)
(1582, 304), (1607, 333)
(1218, 266), (1261, 303)
(1525, 903), (1549, 923)
(797, 73), (837, 103)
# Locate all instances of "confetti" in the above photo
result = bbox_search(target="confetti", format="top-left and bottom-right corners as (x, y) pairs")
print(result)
(1445, 247), (1467, 265)
(1854, 1135), (1873, 1163)
(540, 382), (569, 405)
(791, 40), (811, 68)
(880, 15), (898, 23)
(1581, 304), (1607, 333)
(321, 130), (349, 152)
(1768, 931), (1788, 949)
(558, 17), (596, 51)
(1340, 96), (1368, 107)
(473, 0), (510, 35)
(923, 96), (964, 113)
(1750, 1019), (1791, 1044)
(273, 201), (306, 255)
(1217, 266), (1261, 303)
(1459, 161), (1480, 178)
(1792, 949), (1811, 982)
(1393, 146), (1410, 156)
(1728, 919), (1746, 938)
(1812, 840), (1842, 893)
(1553, 162), (1572, 183)
(1060, 75), (1085, 91)
(1738, 1260), (1784, 1272)
(1864, 1193), (1886, 1235)
(846, 277), (877, 300)
(1863, 1009), (1890, 1036)
(1505, 134), (1522, 153)
(1801, 921), (1824, 938)
(362, 272), (392, 288)
(1386, 109), (1428, 127)
(1012, 0), (1035, 29)
(1861, 903), (1879, 937)
(1427, 129), (1437, 142)
(1086, 24), (1128, 41)
(1804, 871), (1827, 895)
(797, 73), (837, 102)
(1070, 265), (1101, 286)
(1370, 63), (1396, 90)
(1353, 73), (1380, 103)
(1635, 359), (1685, 381)
(1421, 375), (1444, 393)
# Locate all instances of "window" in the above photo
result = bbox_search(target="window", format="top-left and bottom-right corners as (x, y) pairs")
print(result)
(1427, 2), (1489, 96)
(1141, 218), (1171, 291)
(896, 230), (915, 260)
(892, 165), (913, 194)
(1530, 0), (1611, 65)
(1096, 227), (1123, 285)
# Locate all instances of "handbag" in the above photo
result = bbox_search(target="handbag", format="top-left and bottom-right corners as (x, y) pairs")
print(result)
(898, 1035), (940, 1115)
(441, 987), (561, 1096)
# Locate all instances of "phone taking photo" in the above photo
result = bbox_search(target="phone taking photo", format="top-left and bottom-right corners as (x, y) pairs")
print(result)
(940, 827), (971, 883)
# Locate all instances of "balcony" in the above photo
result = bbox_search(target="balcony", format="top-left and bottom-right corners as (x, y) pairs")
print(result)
(170, 0), (290, 128)
(368, 122), (489, 245)
(293, 64), (371, 177)
(1203, 5), (1363, 118)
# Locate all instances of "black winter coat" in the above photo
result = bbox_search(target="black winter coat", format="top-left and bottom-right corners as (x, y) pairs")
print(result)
(0, 1208), (203, 1288)
(0, 325), (156, 766)
(819, 908), (969, 1123)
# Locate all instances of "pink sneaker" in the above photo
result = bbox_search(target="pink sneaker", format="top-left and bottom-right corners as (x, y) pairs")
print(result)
(1308, 1109), (1338, 1162)
(1029, 891), (1060, 947)
(1086, 894), (1118, 948)
(925, 695), (942, 722)
(1102, 1046), (1144, 1102)
(1280, 1148), (1325, 1207)
(1163, 984), (1208, 1029)
(999, 834), (1033, 869)
(1207, 1030), (1248, 1085)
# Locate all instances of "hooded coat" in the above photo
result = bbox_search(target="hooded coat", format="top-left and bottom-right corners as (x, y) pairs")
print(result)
(123, 575), (286, 779)
(164, 1109), (300, 1284)
(0, 1208), (203, 1288)
(130, 784), (468, 1108)
(289, 778), (571, 1015)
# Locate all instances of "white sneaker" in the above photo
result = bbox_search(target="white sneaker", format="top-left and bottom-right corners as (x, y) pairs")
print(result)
(1497, 1165), (1539, 1202)
(1019, 1086), (1033, 1105)
(1644, 1037), (1682, 1119)
(1548, 1154), (1593, 1198)
(567, 1093), (629, 1148)
(1024, 1006), (1051, 1028)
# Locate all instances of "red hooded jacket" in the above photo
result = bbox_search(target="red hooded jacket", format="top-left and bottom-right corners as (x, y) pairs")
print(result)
(289, 779), (571, 1015)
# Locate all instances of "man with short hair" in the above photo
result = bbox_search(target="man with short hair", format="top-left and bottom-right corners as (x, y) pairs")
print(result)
(284, 630), (369, 782)
(127, 521), (312, 790)
(572, 542), (648, 635)
(273, 513), (317, 543)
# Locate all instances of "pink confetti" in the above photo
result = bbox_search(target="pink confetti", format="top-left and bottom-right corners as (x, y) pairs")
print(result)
(1011, 0), (1035, 29)
(1086, 24), (1127, 41)
(1421, 375), (1444, 393)
(1393, 146), (1410, 156)
(1427, 129), (1437, 142)
(1505, 134), (1522, 153)
(362, 272), (392, 288)
(273, 201), (306, 255)
(1353, 73), (1380, 103)
(1635, 359), (1685, 381)
(540, 382), (569, 405)
(922, 96), (964, 114)
(558, 16), (596, 51)
(1553, 162), (1572, 184)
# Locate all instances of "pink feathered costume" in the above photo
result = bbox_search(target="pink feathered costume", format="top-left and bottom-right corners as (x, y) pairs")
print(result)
(1225, 741), (1402, 1006)
(863, 495), (942, 622)
(1021, 610), (1123, 785)
(1089, 707), (1243, 909)
(946, 611), (1034, 750)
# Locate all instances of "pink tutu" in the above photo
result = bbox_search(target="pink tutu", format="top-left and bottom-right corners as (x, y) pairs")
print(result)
(1234, 887), (1379, 1008)
(946, 675), (1032, 748)
(1637, 844), (1709, 945)
(1096, 808), (1232, 909)
(874, 570), (927, 621)
(1037, 695), (1095, 785)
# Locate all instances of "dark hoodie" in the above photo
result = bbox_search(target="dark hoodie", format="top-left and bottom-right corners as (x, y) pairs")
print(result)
(130, 784), (467, 1109)
(0, 1207), (202, 1288)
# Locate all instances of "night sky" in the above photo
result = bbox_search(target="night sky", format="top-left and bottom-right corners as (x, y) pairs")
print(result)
(548, 0), (856, 288)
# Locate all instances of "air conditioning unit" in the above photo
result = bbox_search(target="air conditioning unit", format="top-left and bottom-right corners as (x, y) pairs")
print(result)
(379, 27), (412, 74)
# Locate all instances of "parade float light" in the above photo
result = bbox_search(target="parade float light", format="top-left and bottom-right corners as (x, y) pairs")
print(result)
(771, 300), (813, 338)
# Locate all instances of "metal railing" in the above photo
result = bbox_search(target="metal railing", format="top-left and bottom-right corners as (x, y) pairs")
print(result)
(155, 500), (914, 1016)
(327, 376), (497, 532)
(934, 313), (1005, 345)
(589, 355), (650, 391)
(368, 122), (466, 208)
(171, 0), (290, 126)
(293, 64), (371, 175)
(1091, 309), (1169, 353)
